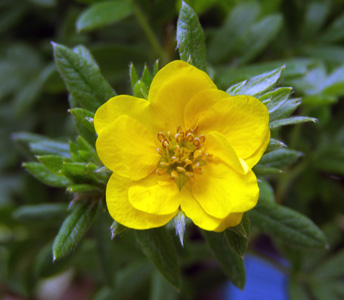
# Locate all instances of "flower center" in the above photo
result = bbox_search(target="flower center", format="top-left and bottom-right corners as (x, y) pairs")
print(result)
(156, 126), (212, 190)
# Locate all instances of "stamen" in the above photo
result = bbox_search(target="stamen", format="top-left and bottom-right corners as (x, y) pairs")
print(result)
(177, 166), (186, 173)
(175, 133), (183, 143)
(157, 148), (164, 155)
(159, 161), (169, 167)
(157, 132), (165, 142)
(171, 156), (179, 163)
(162, 139), (169, 148)
(195, 167), (203, 175)
(184, 158), (192, 165)
(171, 171), (179, 178)
(194, 150), (202, 159)
(193, 138), (201, 147)
(199, 134), (205, 144)
(186, 133), (194, 142)
(156, 168), (166, 175)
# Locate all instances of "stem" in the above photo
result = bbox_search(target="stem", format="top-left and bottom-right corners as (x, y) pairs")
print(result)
(131, 2), (167, 62)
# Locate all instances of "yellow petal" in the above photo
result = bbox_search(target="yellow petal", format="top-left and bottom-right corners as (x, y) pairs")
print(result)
(184, 89), (231, 130)
(191, 161), (259, 219)
(106, 173), (177, 229)
(180, 184), (224, 231)
(244, 129), (270, 167)
(128, 173), (180, 215)
(213, 213), (243, 232)
(205, 131), (249, 175)
(96, 115), (160, 180)
(197, 95), (270, 168)
(94, 95), (163, 135)
(149, 60), (217, 131)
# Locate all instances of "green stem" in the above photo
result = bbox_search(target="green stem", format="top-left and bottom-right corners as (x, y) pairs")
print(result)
(131, 2), (167, 62)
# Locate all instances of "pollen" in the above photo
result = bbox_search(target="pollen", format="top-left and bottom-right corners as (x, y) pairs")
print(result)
(155, 126), (212, 190)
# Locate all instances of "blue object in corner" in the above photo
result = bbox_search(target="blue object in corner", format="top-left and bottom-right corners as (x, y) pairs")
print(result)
(224, 255), (289, 300)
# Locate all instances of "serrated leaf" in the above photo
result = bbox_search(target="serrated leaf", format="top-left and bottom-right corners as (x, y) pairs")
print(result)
(176, 1), (207, 71)
(135, 228), (180, 290)
(224, 214), (250, 257)
(259, 148), (303, 169)
(270, 116), (317, 129)
(37, 155), (72, 174)
(202, 231), (245, 289)
(52, 203), (98, 261)
(227, 66), (284, 96)
(52, 43), (115, 112)
(313, 250), (344, 279)
(266, 138), (286, 153)
(76, 0), (133, 32)
(260, 87), (292, 113)
(13, 203), (68, 224)
(23, 162), (73, 187)
(248, 197), (327, 248)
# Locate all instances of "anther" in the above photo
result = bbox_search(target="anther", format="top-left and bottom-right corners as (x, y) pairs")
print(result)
(199, 134), (206, 144)
(171, 156), (179, 163)
(168, 131), (172, 141)
(192, 162), (200, 169)
(177, 125), (182, 133)
(185, 129), (194, 135)
(186, 133), (194, 142)
(171, 171), (179, 178)
(177, 166), (186, 173)
(162, 139), (169, 148)
(193, 138), (201, 147)
(157, 148), (164, 155)
(184, 158), (192, 165)
(157, 132), (165, 142)
(185, 171), (194, 177)
(175, 133), (183, 143)
(156, 168), (166, 175)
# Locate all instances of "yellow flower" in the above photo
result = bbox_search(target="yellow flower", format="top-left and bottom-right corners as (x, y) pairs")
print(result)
(94, 61), (270, 232)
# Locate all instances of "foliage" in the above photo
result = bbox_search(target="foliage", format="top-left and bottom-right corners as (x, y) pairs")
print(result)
(1, 0), (344, 299)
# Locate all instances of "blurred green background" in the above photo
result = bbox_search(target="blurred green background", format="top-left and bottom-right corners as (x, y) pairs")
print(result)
(1, 0), (344, 299)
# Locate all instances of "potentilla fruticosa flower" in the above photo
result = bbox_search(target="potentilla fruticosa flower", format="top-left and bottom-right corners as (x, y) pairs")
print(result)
(94, 60), (270, 232)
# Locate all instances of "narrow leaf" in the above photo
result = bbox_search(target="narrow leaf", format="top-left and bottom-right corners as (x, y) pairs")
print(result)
(135, 228), (180, 290)
(76, 1), (133, 32)
(270, 116), (317, 129)
(260, 87), (292, 113)
(69, 108), (95, 133)
(259, 148), (303, 169)
(129, 63), (139, 92)
(270, 98), (301, 121)
(253, 165), (283, 175)
(110, 220), (126, 239)
(66, 184), (102, 194)
(23, 162), (73, 187)
(202, 231), (245, 289)
(266, 138), (287, 153)
(227, 66), (284, 96)
(177, 1), (207, 71)
(52, 203), (98, 261)
(248, 197), (327, 248)
(313, 250), (344, 279)
(13, 203), (67, 224)
(52, 43), (115, 112)
(37, 155), (71, 174)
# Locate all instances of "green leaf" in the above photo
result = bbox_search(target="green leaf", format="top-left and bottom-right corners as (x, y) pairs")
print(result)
(260, 87), (292, 113)
(150, 269), (179, 300)
(224, 214), (250, 257)
(177, 1), (207, 71)
(73, 45), (99, 68)
(289, 279), (311, 300)
(13, 203), (68, 224)
(259, 148), (303, 169)
(66, 184), (102, 194)
(76, 0), (133, 32)
(248, 197), (327, 248)
(129, 63), (139, 92)
(23, 162), (73, 187)
(258, 179), (275, 203)
(110, 220), (126, 239)
(141, 65), (153, 87)
(270, 116), (317, 129)
(37, 155), (72, 174)
(270, 98), (301, 121)
(266, 138), (286, 153)
(227, 66), (284, 96)
(134, 80), (149, 99)
(52, 43), (115, 112)
(52, 203), (98, 261)
(135, 228), (180, 290)
(69, 108), (95, 133)
(313, 250), (344, 279)
(202, 231), (245, 289)
(253, 165), (283, 175)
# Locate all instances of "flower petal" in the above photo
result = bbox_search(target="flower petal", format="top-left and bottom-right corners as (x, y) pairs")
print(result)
(191, 161), (259, 219)
(94, 95), (163, 135)
(180, 184), (223, 231)
(205, 131), (249, 175)
(197, 95), (270, 167)
(213, 213), (243, 232)
(184, 89), (231, 130)
(149, 60), (217, 131)
(128, 174), (180, 215)
(106, 173), (177, 229)
(96, 115), (160, 180)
